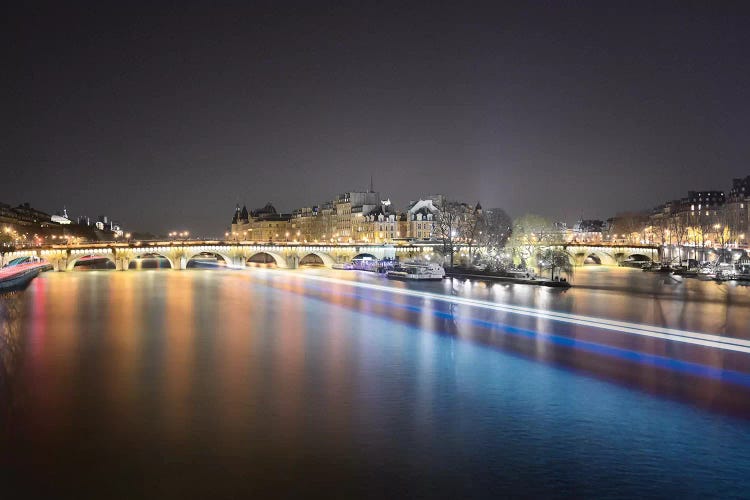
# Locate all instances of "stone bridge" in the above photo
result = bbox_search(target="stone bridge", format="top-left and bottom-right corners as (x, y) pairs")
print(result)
(0, 242), (440, 271)
(548, 243), (660, 266)
(1, 241), (662, 271)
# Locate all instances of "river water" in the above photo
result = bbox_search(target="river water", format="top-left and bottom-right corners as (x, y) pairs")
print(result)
(1, 267), (749, 497)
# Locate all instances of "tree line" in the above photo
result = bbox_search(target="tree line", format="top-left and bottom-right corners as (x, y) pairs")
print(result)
(431, 201), (572, 278)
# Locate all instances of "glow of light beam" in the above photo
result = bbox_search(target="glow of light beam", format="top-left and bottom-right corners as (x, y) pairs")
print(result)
(251, 270), (750, 355)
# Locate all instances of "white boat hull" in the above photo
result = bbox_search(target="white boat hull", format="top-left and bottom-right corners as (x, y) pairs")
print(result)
(386, 263), (445, 281)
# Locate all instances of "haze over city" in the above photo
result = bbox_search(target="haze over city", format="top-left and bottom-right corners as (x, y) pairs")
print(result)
(5, 2), (750, 498)
(3, 2), (749, 235)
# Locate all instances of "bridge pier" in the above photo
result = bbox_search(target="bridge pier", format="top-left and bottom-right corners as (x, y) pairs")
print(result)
(53, 258), (67, 272)
(176, 257), (188, 270)
(287, 255), (298, 269)
(230, 257), (246, 269)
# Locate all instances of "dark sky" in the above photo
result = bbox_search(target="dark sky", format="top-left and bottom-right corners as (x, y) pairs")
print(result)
(3, 1), (749, 236)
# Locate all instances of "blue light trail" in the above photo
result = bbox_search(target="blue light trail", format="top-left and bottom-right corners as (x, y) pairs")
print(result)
(254, 270), (750, 355)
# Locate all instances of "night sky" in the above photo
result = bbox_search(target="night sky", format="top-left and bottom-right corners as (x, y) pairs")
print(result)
(3, 2), (749, 236)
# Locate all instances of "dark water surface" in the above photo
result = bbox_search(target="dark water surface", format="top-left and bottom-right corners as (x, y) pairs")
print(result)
(1, 267), (749, 497)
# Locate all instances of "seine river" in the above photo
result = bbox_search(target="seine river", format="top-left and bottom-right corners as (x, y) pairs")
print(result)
(1, 266), (749, 497)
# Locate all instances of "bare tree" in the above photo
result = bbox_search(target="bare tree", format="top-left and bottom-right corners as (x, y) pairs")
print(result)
(609, 212), (648, 244)
(507, 214), (555, 270)
(0, 232), (12, 249)
(713, 207), (740, 262)
(461, 204), (483, 264)
(694, 209), (716, 262)
(435, 200), (466, 268)
(475, 208), (512, 270)
(668, 212), (689, 264)
(538, 247), (574, 280)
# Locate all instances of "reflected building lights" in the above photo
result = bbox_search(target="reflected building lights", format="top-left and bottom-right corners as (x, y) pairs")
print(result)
(255, 271), (750, 355)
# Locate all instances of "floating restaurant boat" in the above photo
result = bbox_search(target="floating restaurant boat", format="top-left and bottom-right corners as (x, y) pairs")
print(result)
(620, 256), (651, 268)
(671, 267), (699, 277)
(386, 263), (445, 281)
(642, 262), (673, 273)
(712, 262), (739, 281)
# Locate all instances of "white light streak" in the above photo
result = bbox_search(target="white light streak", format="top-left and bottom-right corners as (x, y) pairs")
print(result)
(253, 270), (750, 355)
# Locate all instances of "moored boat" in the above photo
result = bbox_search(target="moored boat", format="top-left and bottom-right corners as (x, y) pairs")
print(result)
(0, 262), (47, 291)
(620, 256), (651, 268)
(642, 262), (673, 272)
(332, 262), (354, 270)
(713, 262), (738, 281)
(386, 263), (445, 281)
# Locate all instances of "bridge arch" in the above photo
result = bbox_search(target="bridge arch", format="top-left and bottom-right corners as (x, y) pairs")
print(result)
(299, 252), (335, 268)
(586, 251), (617, 266)
(627, 253), (652, 263)
(247, 251), (288, 268)
(128, 252), (175, 270)
(67, 252), (116, 271)
(569, 250), (617, 267)
(583, 253), (601, 265)
(185, 251), (231, 269)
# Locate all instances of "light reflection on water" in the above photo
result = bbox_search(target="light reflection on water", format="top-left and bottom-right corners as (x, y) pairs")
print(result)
(0, 267), (749, 497)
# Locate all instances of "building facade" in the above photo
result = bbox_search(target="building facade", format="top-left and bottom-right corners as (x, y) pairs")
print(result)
(231, 203), (293, 242)
(406, 198), (440, 240)
(632, 181), (750, 251)
(229, 191), (456, 244)
(726, 177), (750, 242)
